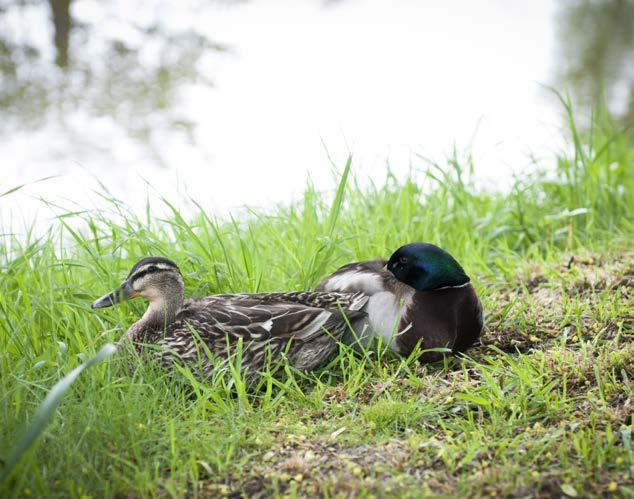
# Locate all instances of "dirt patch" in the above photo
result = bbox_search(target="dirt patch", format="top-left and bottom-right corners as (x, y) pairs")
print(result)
(197, 430), (633, 498)
(479, 252), (633, 354)
(563, 254), (634, 295)
(198, 440), (424, 498)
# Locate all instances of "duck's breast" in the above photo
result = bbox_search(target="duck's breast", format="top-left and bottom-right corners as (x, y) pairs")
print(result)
(364, 290), (414, 352)
(397, 283), (483, 361)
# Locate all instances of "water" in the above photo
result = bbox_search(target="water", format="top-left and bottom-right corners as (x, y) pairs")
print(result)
(1, 0), (632, 233)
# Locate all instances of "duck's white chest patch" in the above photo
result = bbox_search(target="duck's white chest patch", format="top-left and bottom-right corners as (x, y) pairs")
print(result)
(365, 291), (412, 353)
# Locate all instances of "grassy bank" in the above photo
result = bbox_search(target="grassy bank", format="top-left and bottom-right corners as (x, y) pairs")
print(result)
(1, 107), (633, 497)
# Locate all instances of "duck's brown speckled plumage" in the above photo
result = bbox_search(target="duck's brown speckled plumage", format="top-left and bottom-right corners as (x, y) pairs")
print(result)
(92, 258), (368, 377)
(135, 291), (368, 375)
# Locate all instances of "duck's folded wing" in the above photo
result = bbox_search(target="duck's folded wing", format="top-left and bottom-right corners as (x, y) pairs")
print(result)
(316, 259), (388, 294)
(173, 300), (365, 344)
(214, 291), (369, 311)
(161, 302), (366, 373)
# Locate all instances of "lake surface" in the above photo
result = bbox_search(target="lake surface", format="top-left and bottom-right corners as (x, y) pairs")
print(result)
(1, 0), (632, 232)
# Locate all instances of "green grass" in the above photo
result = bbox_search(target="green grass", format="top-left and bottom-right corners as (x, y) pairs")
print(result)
(1, 103), (633, 498)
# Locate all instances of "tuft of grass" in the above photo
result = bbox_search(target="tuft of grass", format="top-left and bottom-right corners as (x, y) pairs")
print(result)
(0, 102), (632, 497)
(0, 343), (117, 483)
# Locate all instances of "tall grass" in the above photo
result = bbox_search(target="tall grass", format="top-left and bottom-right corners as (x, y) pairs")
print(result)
(0, 103), (632, 497)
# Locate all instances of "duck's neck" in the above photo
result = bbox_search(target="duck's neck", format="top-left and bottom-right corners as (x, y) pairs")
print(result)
(126, 290), (184, 345)
(384, 272), (417, 299)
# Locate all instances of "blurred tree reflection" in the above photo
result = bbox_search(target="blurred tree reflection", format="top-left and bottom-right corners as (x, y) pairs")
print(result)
(556, 0), (634, 131)
(1, 0), (632, 163)
(0, 0), (232, 157)
(50, 0), (71, 67)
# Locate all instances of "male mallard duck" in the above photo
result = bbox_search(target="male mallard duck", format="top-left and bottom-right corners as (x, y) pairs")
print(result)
(316, 243), (483, 362)
(91, 257), (368, 376)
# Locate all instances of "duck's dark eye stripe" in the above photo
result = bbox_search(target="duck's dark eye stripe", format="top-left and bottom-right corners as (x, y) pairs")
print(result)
(131, 266), (163, 282)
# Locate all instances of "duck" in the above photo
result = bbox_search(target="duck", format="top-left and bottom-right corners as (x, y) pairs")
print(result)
(316, 243), (483, 362)
(91, 256), (368, 376)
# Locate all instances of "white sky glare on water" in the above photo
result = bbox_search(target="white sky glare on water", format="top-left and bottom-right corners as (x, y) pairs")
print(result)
(1, 0), (561, 231)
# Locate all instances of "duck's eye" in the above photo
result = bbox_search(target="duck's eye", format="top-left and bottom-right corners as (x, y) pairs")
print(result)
(399, 256), (409, 265)
(147, 265), (159, 273)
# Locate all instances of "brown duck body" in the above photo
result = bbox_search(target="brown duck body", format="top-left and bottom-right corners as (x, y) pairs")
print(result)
(91, 256), (370, 378)
(123, 290), (368, 376)
(316, 259), (483, 360)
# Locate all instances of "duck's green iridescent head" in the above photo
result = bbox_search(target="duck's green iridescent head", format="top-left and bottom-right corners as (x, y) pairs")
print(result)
(387, 243), (470, 291)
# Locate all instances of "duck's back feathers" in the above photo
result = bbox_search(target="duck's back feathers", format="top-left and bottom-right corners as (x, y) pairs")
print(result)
(316, 260), (389, 295)
(316, 260), (417, 350)
(211, 290), (369, 311)
(149, 291), (368, 374)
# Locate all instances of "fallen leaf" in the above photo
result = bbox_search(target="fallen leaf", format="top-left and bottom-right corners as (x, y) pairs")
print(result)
(561, 484), (578, 497)
(329, 427), (347, 440)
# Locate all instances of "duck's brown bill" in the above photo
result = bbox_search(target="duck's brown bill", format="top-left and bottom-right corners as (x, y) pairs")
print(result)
(91, 281), (139, 309)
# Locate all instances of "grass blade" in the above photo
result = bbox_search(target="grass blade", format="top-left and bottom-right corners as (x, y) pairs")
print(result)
(0, 343), (117, 483)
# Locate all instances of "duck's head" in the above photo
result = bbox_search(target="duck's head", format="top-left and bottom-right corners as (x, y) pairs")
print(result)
(386, 243), (469, 291)
(91, 256), (184, 309)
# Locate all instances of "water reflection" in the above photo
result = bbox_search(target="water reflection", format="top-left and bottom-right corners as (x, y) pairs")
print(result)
(0, 0), (231, 157)
(0, 0), (632, 229)
(2, 1), (632, 147)
(555, 0), (634, 130)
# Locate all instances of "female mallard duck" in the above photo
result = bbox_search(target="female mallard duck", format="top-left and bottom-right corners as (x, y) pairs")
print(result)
(316, 243), (483, 362)
(91, 257), (368, 376)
